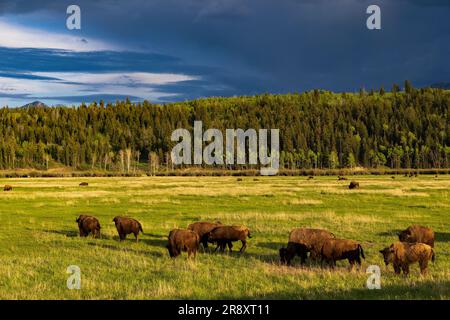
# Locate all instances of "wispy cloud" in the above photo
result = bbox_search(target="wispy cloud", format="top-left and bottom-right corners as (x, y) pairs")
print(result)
(0, 19), (118, 51)
(0, 72), (199, 105)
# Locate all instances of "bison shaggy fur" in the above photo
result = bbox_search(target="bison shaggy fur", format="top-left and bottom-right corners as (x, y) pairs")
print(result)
(287, 228), (335, 261)
(188, 221), (222, 249)
(207, 225), (251, 253)
(113, 216), (143, 242)
(398, 225), (435, 248)
(166, 229), (200, 258)
(321, 238), (365, 269)
(380, 242), (435, 276)
(348, 181), (359, 189)
(76, 215), (101, 238)
(3, 185), (12, 191)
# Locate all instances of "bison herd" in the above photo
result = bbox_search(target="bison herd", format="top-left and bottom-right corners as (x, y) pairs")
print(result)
(75, 213), (436, 276)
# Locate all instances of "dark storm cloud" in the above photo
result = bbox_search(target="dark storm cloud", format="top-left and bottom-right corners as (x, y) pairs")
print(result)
(0, 0), (449, 104)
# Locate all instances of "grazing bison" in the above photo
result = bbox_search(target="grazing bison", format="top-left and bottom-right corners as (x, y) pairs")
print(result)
(113, 216), (143, 242)
(279, 242), (309, 265)
(398, 225), (435, 248)
(188, 221), (222, 249)
(380, 242), (435, 276)
(3, 185), (12, 191)
(321, 238), (365, 269)
(207, 225), (251, 253)
(79, 182), (89, 186)
(337, 176), (348, 181)
(307, 176), (314, 180)
(166, 229), (200, 258)
(348, 181), (359, 189)
(76, 215), (101, 238)
(287, 228), (335, 261)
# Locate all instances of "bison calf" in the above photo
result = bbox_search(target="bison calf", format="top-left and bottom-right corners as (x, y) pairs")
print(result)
(321, 238), (365, 269)
(166, 229), (200, 258)
(188, 221), (222, 249)
(113, 216), (143, 242)
(398, 225), (435, 248)
(76, 215), (101, 238)
(279, 242), (308, 265)
(3, 185), (12, 191)
(207, 225), (251, 253)
(380, 242), (435, 276)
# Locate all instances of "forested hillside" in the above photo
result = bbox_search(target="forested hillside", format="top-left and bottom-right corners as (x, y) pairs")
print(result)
(0, 84), (449, 172)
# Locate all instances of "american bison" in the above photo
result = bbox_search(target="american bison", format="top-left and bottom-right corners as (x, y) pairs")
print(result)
(188, 221), (222, 249)
(79, 182), (89, 186)
(3, 185), (12, 191)
(307, 176), (314, 180)
(286, 228), (335, 262)
(76, 215), (101, 238)
(166, 229), (200, 258)
(321, 238), (365, 269)
(380, 242), (435, 276)
(207, 225), (251, 253)
(113, 216), (143, 242)
(279, 242), (309, 265)
(398, 225), (435, 248)
(337, 176), (347, 181)
(348, 181), (359, 189)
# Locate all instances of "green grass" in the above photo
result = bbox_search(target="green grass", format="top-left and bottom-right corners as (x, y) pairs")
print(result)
(0, 175), (449, 299)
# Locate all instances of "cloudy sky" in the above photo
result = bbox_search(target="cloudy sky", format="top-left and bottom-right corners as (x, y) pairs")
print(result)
(0, 0), (449, 107)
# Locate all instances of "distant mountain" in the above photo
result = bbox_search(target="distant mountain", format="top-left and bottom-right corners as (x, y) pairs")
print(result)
(429, 82), (450, 89)
(19, 101), (48, 109)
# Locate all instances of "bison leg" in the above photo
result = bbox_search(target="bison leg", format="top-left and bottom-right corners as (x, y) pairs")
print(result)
(134, 232), (139, 242)
(401, 265), (409, 276)
(239, 240), (247, 253)
(227, 241), (233, 252)
(419, 260), (429, 275)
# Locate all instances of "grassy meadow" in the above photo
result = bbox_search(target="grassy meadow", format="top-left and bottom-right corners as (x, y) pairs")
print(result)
(0, 175), (449, 300)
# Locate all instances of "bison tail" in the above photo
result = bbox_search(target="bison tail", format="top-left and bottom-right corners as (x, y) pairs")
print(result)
(247, 230), (252, 238)
(138, 222), (144, 234)
(431, 249), (435, 262)
(358, 244), (365, 260)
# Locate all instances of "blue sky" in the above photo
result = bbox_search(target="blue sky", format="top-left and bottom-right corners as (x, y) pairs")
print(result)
(0, 0), (449, 107)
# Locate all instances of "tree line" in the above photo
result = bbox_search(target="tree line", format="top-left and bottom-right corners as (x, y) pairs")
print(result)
(0, 82), (449, 173)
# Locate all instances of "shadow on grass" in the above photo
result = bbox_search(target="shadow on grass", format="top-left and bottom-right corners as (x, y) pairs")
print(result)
(42, 229), (79, 238)
(435, 232), (450, 242)
(141, 238), (167, 247)
(87, 242), (164, 258)
(377, 229), (401, 237)
(257, 241), (285, 250)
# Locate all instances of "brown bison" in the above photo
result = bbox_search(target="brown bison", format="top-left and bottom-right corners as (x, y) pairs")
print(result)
(380, 242), (435, 276)
(321, 238), (365, 269)
(76, 215), (101, 238)
(207, 225), (251, 253)
(166, 229), (200, 258)
(348, 181), (359, 189)
(279, 242), (309, 265)
(3, 185), (12, 191)
(398, 225), (435, 248)
(113, 216), (143, 242)
(286, 228), (335, 262)
(337, 176), (347, 181)
(79, 182), (89, 186)
(187, 221), (222, 249)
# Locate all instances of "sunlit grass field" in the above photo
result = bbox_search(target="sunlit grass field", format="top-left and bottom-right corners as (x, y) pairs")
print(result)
(0, 175), (449, 299)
